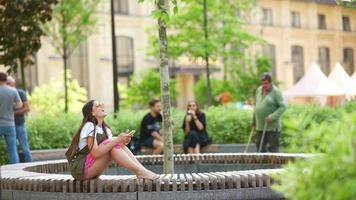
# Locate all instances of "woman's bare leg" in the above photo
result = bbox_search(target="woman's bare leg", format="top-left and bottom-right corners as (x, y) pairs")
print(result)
(86, 154), (112, 179)
(187, 147), (194, 154)
(153, 140), (163, 154)
(193, 144), (200, 154)
(111, 147), (158, 180)
(122, 146), (145, 168)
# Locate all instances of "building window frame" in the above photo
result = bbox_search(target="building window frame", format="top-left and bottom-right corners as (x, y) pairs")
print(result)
(116, 36), (134, 76)
(291, 11), (301, 28)
(261, 8), (273, 26)
(114, 0), (129, 15)
(343, 48), (354, 75)
(318, 46), (330, 75)
(291, 45), (304, 83)
(262, 44), (277, 78)
(342, 16), (351, 32)
(318, 14), (327, 30)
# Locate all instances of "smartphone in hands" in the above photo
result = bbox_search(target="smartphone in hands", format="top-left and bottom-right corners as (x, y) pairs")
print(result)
(128, 130), (136, 137)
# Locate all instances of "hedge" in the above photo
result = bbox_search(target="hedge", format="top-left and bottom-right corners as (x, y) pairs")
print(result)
(1, 102), (355, 164)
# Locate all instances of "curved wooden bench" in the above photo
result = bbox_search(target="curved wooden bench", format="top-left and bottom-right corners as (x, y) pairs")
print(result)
(1, 153), (314, 194)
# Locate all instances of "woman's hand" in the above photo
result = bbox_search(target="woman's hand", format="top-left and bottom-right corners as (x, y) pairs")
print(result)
(190, 110), (196, 118)
(115, 132), (132, 145)
(185, 114), (192, 122)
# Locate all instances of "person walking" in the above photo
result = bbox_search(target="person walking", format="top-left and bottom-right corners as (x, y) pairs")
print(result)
(252, 73), (286, 153)
(0, 72), (23, 163)
(7, 76), (32, 162)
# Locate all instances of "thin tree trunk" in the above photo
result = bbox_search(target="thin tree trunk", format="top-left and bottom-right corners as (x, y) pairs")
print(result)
(157, 0), (174, 174)
(223, 42), (228, 82)
(203, 0), (212, 106)
(19, 58), (26, 90)
(62, 14), (68, 113)
(63, 53), (68, 113)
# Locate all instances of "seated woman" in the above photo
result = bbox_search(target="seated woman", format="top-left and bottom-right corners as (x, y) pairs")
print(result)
(66, 100), (159, 180)
(182, 101), (212, 154)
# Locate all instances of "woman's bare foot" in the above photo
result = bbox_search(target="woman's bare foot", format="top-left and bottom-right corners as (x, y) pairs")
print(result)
(136, 169), (160, 180)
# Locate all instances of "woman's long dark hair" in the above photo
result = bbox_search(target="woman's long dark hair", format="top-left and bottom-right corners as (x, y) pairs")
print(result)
(66, 100), (109, 160)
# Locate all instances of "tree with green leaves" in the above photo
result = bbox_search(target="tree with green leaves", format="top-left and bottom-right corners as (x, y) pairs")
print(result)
(43, 0), (100, 112)
(125, 70), (177, 109)
(149, 0), (259, 106)
(338, 0), (356, 9)
(0, 0), (57, 89)
(139, 0), (178, 174)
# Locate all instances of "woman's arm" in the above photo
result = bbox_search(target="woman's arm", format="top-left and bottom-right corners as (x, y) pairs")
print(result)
(184, 115), (191, 134)
(87, 133), (131, 159)
(151, 131), (163, 141)
(191, 112), (205, 131)
(193, 117), (204, 131)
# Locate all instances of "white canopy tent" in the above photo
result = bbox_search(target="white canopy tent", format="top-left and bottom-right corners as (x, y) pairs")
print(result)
(284, 63), (344, 97)
(328, 63), (356, 96)
(352, 71), (356, 82)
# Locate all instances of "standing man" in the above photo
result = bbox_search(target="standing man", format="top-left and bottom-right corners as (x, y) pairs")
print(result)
(0, 72), (22, 163)
(252, 73), (286, 152)
(139, 99), (163, 154)
(7, 76), (32, 162)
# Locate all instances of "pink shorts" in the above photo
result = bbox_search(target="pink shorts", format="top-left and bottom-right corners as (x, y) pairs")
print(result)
(84, 139), (122, 178)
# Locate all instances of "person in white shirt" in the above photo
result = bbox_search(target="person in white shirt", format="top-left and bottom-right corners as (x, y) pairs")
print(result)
(66, 100), (159, 180)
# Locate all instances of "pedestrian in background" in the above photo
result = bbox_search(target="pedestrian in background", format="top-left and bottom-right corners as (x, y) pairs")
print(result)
(0, 72), (22, 163)
(7, 76), (32, 162)
(252, 73), (286, 152)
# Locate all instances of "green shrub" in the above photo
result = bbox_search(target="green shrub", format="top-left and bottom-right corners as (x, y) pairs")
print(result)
(273, 112), (356, 200)
(0, 139), (8, 164)
(193, 77), (238, 107)
(231, 57), (272, 102)
(281, 104), (341, 152)
(125, 70), (177, 109)
(206, 105), (252, 144)
(28, 71), (87, 115)
(27, 112), (81, 149)
(1, 103), (354, 165)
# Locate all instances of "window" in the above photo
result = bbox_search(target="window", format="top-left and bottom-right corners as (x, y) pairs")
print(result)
(68, 42), (89, 88)
(291, 11), (301, 28)
(291, 45), (304, 83)
(342, 16), (351, 32)
(343, 48), (354, 75)
(318, 14), (326, 29)
(114, 0), (129, 15)
(116, 36), (134, 75)
(318, 47), (330, 74)
(262, 44), (277, 78)
(261, 8), (273, 26)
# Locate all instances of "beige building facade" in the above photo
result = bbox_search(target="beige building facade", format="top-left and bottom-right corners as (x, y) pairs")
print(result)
(1, 0), (355, 111)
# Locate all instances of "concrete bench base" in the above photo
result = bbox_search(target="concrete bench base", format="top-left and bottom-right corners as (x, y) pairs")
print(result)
(2, 187), (285, 200)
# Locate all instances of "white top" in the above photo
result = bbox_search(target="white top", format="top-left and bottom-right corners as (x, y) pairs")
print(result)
(78, 122), (113, 150)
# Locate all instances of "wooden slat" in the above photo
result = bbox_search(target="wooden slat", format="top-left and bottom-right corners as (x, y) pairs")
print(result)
(205, 173), (218, 190)
(185, 173), (193, 191)
(179, 173), (186, 191)
(191, 173), (202, 191)
(171, 174), (178, 192)
(198, 173), (210, 190)
(163, 174), (172, 191)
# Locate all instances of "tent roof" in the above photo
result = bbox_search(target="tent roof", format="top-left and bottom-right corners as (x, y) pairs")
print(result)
(352, 71), (356, 82)
(284, 63), (344, 97)
(328, 63), (356, 95)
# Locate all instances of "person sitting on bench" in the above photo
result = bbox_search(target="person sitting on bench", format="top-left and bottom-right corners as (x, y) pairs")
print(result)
(139, 99), (163, 154)
(182, 101), (212, 154)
